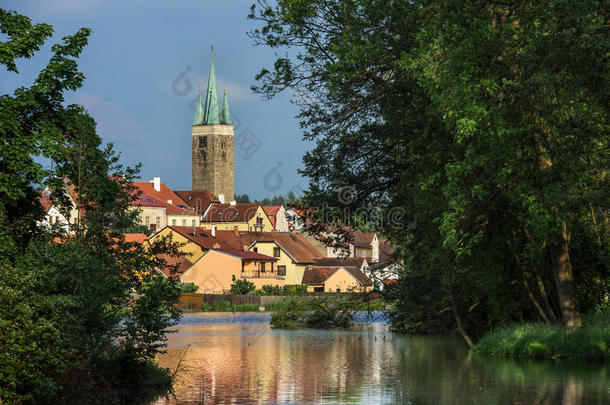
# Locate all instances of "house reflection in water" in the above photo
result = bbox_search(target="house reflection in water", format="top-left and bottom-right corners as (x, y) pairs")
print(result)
(152, 316), (397, 404)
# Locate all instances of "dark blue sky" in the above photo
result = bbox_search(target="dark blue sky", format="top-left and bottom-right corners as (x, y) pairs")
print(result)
(2, 0), (311, 200)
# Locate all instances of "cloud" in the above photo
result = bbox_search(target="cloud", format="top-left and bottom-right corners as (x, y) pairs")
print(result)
(70, 92), (146, 145)
(217, 77), (253, 103)
(167, 69), (253, 103)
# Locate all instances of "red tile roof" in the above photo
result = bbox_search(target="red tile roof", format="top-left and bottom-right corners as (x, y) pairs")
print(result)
(379, 238), (394, 263)
(353, 230), (376, 248)
(302, 267), (340, 285)
(313, 257), (367, 269)
(202, 203), (261, 223)
(132, 192), (165, 208)
(166, 226), (229, 250)
(132, 181), (196, 215)
(302, 266), (373, 286)
(174, 190), (220, 213)
(38, 194), (53, 212)
(219, 249), (278, 261)
(156, 254), (192, 280)
(263, 205), (282, 229)
(124, 233), (149, 244)
(253, 232), (322, 264)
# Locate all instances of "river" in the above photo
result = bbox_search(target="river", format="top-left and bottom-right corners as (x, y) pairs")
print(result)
(152, 312), (609, 404)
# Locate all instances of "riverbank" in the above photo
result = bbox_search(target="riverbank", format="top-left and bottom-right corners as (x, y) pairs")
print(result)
(180, 296), (388, 313)
(471, 310), (610, 360)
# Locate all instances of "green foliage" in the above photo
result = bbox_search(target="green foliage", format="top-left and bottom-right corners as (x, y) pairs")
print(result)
(200, 301), (260, 312)
(0, 10), (182, 403)
(179, 283), (199, 294)
(230, 275), (256, 295)
(234, 193), (251, 203)
(269, 297), (355, 329)
(255, 284), (309, 296)
(249, 0), (609, 339)
(232, 303), (260, 312)
(472, 310), (610, 360)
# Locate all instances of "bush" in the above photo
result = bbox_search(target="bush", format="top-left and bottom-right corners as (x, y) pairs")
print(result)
(230, 275), (256, 295)
(269, 297), (355, 329)
(255, 284), (310, 296)
(179, 283), (199, 294)
(232, 304), (260, 312)
(472, 310), (610, 360)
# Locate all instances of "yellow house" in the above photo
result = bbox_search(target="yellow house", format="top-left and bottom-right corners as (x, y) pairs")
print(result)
(150, 226), (222, 262)
(200, 203), (273, 232)
(247, 232), (322, 285)
(302, 266), (373, 293)
(180, 249), (281, 293)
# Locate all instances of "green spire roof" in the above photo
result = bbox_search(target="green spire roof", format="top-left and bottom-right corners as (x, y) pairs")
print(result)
(203, 54), (221, 125)
(193, 86), (203, 126)
(221, 89), (232, 125)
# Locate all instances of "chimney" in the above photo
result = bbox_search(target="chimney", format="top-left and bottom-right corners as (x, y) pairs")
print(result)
(218, 194), (225, 204)
(153, 177), (161, 192)
(211, 224), (216, 237)
(230, 200), (236, 206)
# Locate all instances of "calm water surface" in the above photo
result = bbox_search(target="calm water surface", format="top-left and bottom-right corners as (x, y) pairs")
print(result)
(152, 312), (609, 404)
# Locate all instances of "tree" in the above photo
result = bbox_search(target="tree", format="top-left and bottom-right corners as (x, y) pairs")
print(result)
(248, 0), (609, 337)
(0, 10), (182, 402)
(230, 274), (256, 295)
(235, 193), (251, 203)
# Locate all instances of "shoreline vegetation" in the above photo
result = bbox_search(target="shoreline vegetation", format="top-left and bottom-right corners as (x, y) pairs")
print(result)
(179, 295), (388, 315)
(471, 310), (610, 360)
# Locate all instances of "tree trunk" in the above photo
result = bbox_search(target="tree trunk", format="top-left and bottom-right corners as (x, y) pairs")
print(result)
(548, 222), (582, 331)
(532, 132), (581, 331)
(448, 280), (474, 347)
(522, 276), (551, 323)
(534, 271), (559, 323)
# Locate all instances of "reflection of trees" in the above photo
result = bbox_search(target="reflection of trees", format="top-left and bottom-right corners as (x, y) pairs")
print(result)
(394, 337), (608, 404)
(152, 322), (609, 405)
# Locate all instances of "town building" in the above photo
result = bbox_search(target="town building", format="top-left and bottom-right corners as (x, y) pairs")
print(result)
(191, 53), (235, 202)
(200, 203), (274, 232)
(181, 249), (281, 293)
(301, 266), (373, 293)
(132, 178), (200, 231)
(263, 205), (290, 232)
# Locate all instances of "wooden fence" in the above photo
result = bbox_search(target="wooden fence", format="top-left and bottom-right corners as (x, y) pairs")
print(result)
(178, 293), (289, 309)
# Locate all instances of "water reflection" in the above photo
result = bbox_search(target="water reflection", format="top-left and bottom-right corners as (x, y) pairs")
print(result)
(152, 313), (609, 404)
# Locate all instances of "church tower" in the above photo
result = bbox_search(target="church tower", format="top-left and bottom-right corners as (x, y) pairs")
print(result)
(192, 52), (234, 202)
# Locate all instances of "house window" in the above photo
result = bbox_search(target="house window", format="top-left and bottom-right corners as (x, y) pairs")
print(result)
(253, 247), (258, 253)
(273, 247), (280, 257)
(277, 265), (286, 276)
(172, 219), (176, 226)
(256, 216), (263, 225)
(191, 219), (196, 226)
(156, 217), (161, 228)
(145, 216), (150, 226)
(336, 288), (341, 293)
(260, 262), (266, 273)
(314, 286), (324, 292)
(199, 136), (207, 148)
(182, 219), (187, 226)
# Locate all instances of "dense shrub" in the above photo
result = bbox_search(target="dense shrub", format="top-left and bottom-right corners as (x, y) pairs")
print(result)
(472, 310), (610, 360)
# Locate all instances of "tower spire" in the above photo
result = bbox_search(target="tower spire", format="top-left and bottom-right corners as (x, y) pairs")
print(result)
(203, 50), (221, 125)
(221, 89), (232, 125)
(193, 85), (203, 126)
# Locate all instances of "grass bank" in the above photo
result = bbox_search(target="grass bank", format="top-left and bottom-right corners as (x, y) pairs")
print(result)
(471, 310), (610, 360)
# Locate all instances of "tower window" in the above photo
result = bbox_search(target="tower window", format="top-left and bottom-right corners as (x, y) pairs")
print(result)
(199, 136), (207, 148)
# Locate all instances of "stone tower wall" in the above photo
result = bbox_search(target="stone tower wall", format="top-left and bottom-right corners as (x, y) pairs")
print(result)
(192, 124), (234, 201)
